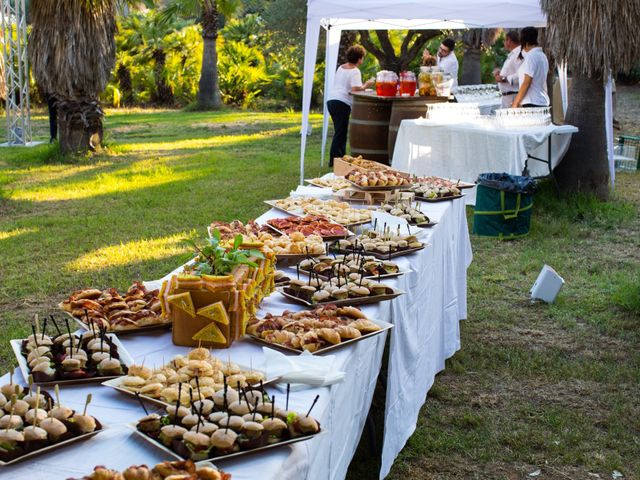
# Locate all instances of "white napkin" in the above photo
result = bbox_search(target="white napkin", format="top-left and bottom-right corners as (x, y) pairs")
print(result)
(262, 347), (345, 391)
(370, 210), (425, 239)
(290, 185), (333, 199)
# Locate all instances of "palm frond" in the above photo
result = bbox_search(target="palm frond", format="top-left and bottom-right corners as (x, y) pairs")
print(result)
(541, 0), (640, 77)
(28, 0), (117, 100)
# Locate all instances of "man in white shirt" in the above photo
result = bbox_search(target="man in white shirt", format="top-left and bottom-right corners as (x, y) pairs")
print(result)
(512, 27), (550, 108)
(436, 38), (459, 88)
(493, 31), (524, 108)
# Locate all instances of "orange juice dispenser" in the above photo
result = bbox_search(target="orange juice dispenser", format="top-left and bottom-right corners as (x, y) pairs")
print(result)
(399, 71), (417, 96)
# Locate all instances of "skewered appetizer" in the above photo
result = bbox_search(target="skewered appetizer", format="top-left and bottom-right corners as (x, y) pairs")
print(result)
(413, 176), (469, 189)
(267, 215), (348, 239)
(298, 254), (400, 279)
(119, 348), (264, 406)
(0, 382), (100, 463)
(332, 230), (424, 258)
(338, 155), (392, 172)
(307, 177), (352, 191)
(274, 271), (291, 286)
(19, 318), (128, 383)
(377, 202), (431, 225)
(70, 460), (231, 480)
(280, 273), (396, 305)
(135, 389), (320, 461)
(346, 169), (410, 188)
(248, 305), (382, 353)
(61, 282), (167, 332)
(257, 231), (325, 256)
(410, 183), (461, 199)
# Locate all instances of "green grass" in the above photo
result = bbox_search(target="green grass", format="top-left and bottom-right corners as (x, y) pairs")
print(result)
(1, 108), (639, 479)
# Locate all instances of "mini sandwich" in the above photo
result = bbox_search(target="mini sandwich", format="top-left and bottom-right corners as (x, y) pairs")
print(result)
(40, 417), (68, 441)
(289, 414), (320, 437)
(181, 414), (204, 429)
(27, 346), (52, 363)
(4, 399), (29, 416)
(127, 365), (152, 379)
(25, 408), (48, 425)
(71, 413), (97, 434)
(193, 422), (218, 435)
(262, 417), (288, 444)
(221, 415), (244, 431)
(209, 429), (238, 455)
(228, 400), (251, 416)
(166, 405), (191, 421)
(208, 411), (227, 424)
(0, 429), (24, 458)
(192, 399), (214, 416)
(181, 431), (211, 461)
(137, 413), (161, 433)
(22, 425), (48, 443)
(0, 414), (23, 430)
(22, 392), (47, 410)
(159, 425), (187, 447)
(242, 412), (263, 422)
(91, 351), (111, 364)
(50, 405), (74, 421)
(97, 358), (124, 376)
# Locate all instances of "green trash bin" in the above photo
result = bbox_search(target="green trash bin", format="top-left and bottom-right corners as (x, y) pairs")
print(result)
(473, 173), (536, 240)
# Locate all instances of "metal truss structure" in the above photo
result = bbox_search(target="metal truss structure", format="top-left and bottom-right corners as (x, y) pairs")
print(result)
(1, 0), (32, 145)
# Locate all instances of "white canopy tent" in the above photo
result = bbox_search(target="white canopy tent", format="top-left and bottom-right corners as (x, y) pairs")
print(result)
(298, 0), (615, 186)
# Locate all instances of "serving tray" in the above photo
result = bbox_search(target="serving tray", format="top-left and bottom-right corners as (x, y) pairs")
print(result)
(276, 286), (403, 308)
(247, 318), (393, 355)
(11, 334), (134, 386)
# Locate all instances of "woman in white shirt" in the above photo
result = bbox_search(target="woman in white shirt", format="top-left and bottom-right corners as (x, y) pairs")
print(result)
(512, 27), (550, 108)
(326, 45), (375, 165)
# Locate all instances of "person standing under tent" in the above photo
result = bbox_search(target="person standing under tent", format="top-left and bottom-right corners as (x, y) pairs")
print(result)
(493, 30), (524, 108)
(436, 38), (459, 88)
(512, 27), (550, 108)
(326, 45), (374, 166)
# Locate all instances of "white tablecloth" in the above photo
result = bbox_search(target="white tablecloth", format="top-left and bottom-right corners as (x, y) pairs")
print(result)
(391, 118), (578, 203)
(0, 200), (471, 480)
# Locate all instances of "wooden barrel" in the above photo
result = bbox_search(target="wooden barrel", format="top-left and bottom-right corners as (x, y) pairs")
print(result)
(388, 97), (448, 158)
(349, 94), (392, 164)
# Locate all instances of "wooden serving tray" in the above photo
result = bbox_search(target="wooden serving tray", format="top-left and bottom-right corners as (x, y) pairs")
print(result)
(330, 245), (425, 260)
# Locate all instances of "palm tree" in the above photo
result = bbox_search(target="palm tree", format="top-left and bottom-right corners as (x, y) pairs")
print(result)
(28, 0), (116, 154)
(459, 29), (500, 85)
(161, 0), (241, 110)
(541, 0), (640, 200)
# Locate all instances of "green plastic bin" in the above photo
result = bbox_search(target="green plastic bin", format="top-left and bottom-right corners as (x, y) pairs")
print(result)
(472, 173), (536, 240)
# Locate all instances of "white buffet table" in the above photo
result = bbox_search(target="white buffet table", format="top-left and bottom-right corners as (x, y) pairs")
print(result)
(392, 118), (578, 203)
(0, 198), (471, 480)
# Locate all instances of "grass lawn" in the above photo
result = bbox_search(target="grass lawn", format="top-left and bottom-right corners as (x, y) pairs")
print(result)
(1, 107), (639, 479)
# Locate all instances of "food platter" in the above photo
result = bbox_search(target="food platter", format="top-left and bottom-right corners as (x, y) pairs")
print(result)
(11, 334), (134, 386)
(276, 286), (403, 307)
(102, 366), (278, 409)
(415, 194), (465, 203)
(263, 200), (303, 216)
(414, 221), (438, 228)
(0, 422), (105, 466)
(346, 179), (408, 192)
(265, 221), (352, 242)
(248, 318), (393, 355)
(330, 245), (425, 260)
(275, 253), (324, 268)
(130, 424), (325, 464)
(63, 311), (172, 336)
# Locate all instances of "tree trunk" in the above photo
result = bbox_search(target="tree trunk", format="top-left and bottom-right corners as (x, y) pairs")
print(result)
(338, 31), (357, 65)
(152, 49), (173, 105)
(359, 30), (438, 73)
(460, 47), (481, 85)
(460, 29), (482, 85)
(555, 75), (610, 199)
(117, 64), (133, 106)
(56, 99), (104, 154)
(197, 6), (222, 110)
